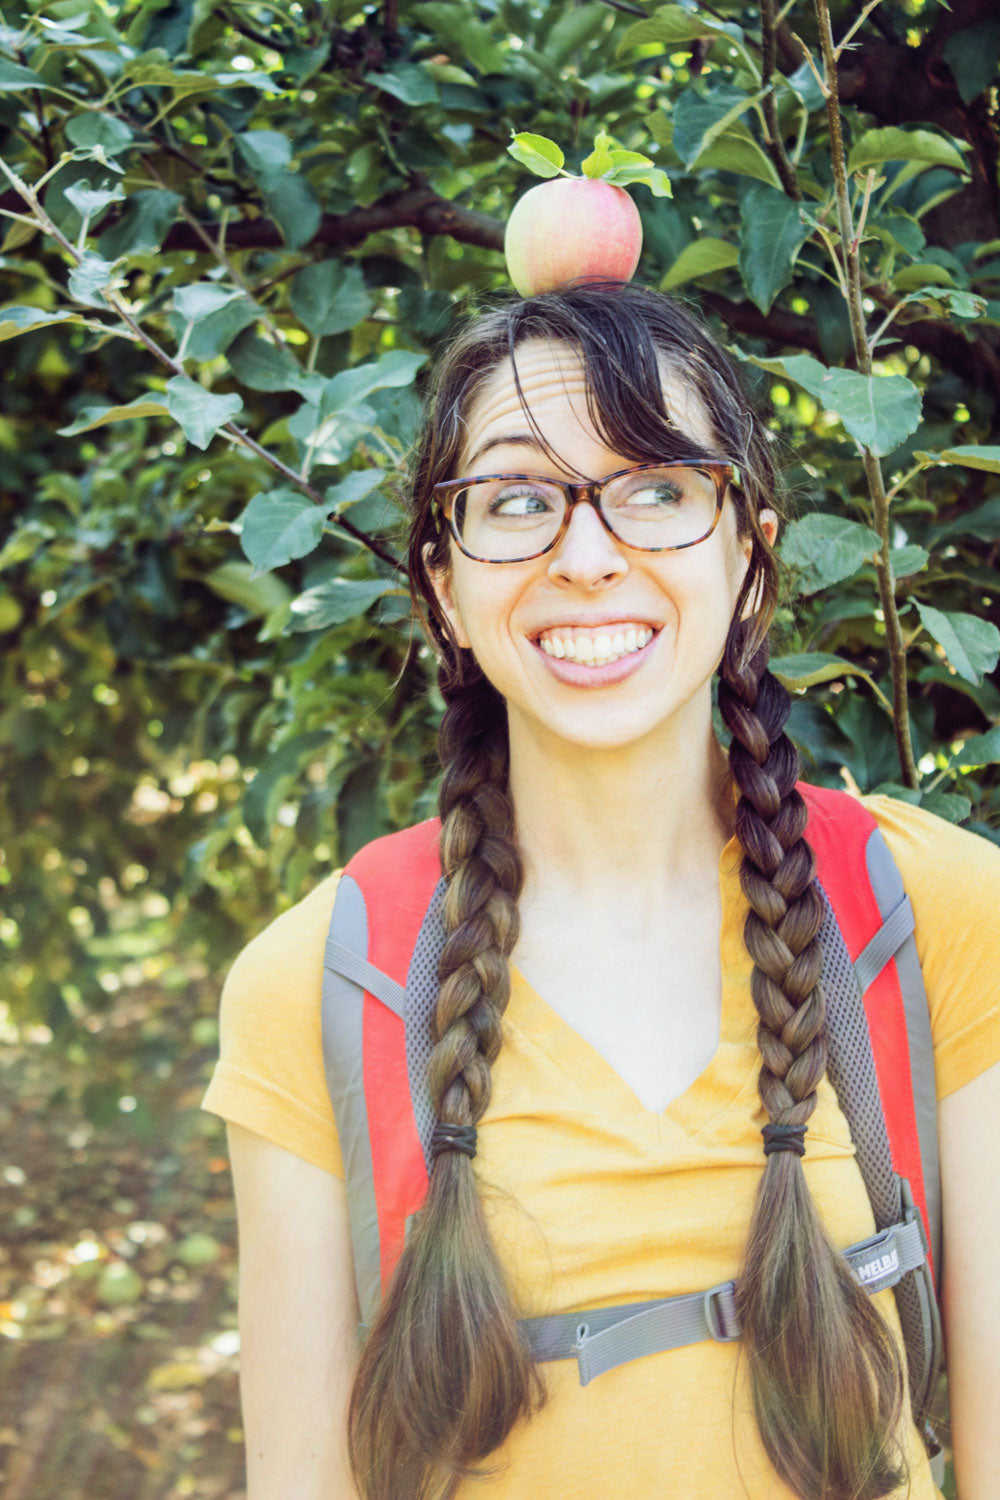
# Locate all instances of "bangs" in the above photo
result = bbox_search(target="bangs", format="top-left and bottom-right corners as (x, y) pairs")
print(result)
(501, 285), (724, 477)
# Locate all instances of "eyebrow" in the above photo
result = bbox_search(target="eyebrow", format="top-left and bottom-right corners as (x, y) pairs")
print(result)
(463, 433), (543, 471)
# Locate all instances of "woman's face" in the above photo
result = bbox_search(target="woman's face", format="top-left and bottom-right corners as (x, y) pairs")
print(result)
(431, 338), (776, 756)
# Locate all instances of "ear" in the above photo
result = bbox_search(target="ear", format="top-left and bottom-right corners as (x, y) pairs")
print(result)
(758, 508), (778, 548)
(740, 508), (778, 563)
(424, 544), (471, 650)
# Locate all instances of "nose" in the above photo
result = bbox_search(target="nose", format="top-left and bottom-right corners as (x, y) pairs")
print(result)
(546, 498), (629, 590)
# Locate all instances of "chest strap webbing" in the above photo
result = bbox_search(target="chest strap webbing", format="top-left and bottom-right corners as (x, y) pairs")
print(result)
(523, 1214), (927, 1386)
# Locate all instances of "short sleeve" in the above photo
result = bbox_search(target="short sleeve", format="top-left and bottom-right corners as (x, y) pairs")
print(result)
(200, 869), (345, 1178)
(863, 795), (1000, 1099)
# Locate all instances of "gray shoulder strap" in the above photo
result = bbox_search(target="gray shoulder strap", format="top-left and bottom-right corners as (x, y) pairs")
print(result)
(816, 826), (943, 1427)
(321, 872), (448, 1327)
(863, 829), (941, 1278)
(321, 874), (383, 1326)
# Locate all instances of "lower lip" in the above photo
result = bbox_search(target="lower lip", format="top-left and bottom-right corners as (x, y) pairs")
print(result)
(530, 632), (660, 686)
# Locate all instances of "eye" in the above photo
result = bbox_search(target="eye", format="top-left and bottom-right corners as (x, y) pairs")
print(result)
(621, 479), (685, 509)
(488, 485), (556, 517)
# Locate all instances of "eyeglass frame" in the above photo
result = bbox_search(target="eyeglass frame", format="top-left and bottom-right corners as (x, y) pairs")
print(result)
(432, 460), (739, 564)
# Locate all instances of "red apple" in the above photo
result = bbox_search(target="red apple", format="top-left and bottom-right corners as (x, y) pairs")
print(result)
(504, 176), (643, 296)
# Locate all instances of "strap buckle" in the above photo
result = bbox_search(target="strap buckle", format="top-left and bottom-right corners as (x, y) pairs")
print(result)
(702, 1282), (740, 1342)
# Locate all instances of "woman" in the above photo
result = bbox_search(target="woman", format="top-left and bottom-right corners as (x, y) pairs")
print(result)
(202, 282), (1000, 1499)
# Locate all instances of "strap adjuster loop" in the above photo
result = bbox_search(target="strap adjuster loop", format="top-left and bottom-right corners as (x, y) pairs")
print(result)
(703, 1282), (740, 1342)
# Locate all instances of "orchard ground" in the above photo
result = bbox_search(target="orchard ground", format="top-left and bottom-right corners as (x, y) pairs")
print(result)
(0, 958), (243, 1500)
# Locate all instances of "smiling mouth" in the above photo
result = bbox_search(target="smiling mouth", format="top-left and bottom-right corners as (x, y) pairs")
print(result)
(534, 624), (658, 666)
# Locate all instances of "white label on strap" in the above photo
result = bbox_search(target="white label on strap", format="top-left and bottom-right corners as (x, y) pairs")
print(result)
(855, 1247), (900, 1285)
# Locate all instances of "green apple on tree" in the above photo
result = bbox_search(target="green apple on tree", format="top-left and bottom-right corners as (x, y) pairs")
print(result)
(504, 130), (672, 296)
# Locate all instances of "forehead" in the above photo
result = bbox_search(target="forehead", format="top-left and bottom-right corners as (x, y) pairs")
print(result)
(458, 337), (718, 468)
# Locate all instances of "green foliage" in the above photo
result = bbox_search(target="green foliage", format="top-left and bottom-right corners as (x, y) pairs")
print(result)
(0, 0), (998, 1154)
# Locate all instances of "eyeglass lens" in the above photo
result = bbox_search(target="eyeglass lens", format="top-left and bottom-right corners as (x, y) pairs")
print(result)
(451, 466), (719, 561)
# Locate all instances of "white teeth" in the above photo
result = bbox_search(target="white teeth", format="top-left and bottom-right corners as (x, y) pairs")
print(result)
(538, 626), (656, 666)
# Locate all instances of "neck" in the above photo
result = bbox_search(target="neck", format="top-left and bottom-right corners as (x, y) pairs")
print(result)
(506, 697), (735, 912)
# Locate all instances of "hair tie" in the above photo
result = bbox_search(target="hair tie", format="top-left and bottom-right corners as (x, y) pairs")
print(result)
(762, 1122), (807, 1158)
(431, 1122), (477, 1160)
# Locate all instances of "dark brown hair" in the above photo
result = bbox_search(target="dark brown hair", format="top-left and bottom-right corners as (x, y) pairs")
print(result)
(348, 281), (906, 1500)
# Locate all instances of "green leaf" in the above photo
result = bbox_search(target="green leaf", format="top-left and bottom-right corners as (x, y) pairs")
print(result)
(289, 577), (401, 631)
(0, 59), (48, 92)
(661, 238), (739, 290)
(235, 130), (293, 175)
(57, 394), (170, 436)
(97, 189), (182, 258)
(317, 349), (428, 417)
(239, 489), (327, 572)
(672, 85), (760, 170)
(325, 469), (385, 512)
(952, 726), (1000, 768)
(226, 330), (318, 396)
(890, 544), (929, 579)
(602, 163), (672, 199)
(164, 377), (243, 450)
(936, 445), (1000, 474)
(260, 171), (321, 251)
(364, 63), (439, 106)
(291, 261), (374, 338)
(914, 601), (1000, 685)
(618, 4), (744, 50)
(942, 22), (1000, 106)
(770, 653), (872, 690)
(931, 495), (1000, 543)
(581, 130), (615, 179)
(412, 3), (506, 74)
(203, 561), (293, 618)
(780, 513), (881, 594)
(691, 123), (781, 187)
(746, 352), (922, 456)
(0, 306), (87, 342)
(65, 113), (135, 155)
(174, 284), (244, 322)
(847, 127), (969, 177)
(892, 262), (954, 291)
(67, 252), (117, 308)
(738, 184), (809, 314)
(243, 730), (331, 846)
(920, 791), (972, 825)
(63, 180), (126, 219)
(167, 295), (259, 361)
(507, 132), (564, 179)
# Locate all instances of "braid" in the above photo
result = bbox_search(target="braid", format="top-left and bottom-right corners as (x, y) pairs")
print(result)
(348, 671), (542, 1500)
(719, 620), (907, 1500)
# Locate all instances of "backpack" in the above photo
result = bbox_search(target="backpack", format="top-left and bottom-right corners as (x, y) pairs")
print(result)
(320, 782), (944, 1473)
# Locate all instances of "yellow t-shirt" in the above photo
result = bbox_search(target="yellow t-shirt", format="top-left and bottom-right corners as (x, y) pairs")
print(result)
(201, 794), (1000, 1498)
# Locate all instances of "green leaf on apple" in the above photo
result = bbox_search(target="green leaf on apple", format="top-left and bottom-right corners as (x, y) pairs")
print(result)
(507, 133), (565, 179)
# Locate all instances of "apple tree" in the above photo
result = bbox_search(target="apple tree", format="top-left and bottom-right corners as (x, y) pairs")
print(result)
(2, 0), (1000, 1060)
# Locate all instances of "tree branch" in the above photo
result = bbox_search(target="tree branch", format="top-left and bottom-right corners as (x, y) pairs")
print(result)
(815, 0), (917, 789)
(761, 0), (800, 199)
(161, 182), (505, 255)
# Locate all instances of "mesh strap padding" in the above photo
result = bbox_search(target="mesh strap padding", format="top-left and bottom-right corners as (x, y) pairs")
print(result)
(404, 877), (448, 1175)
(816, 873), (941, 1422)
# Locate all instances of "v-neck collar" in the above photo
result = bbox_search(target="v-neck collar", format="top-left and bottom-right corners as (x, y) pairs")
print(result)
(502, 833), (759, 1140)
